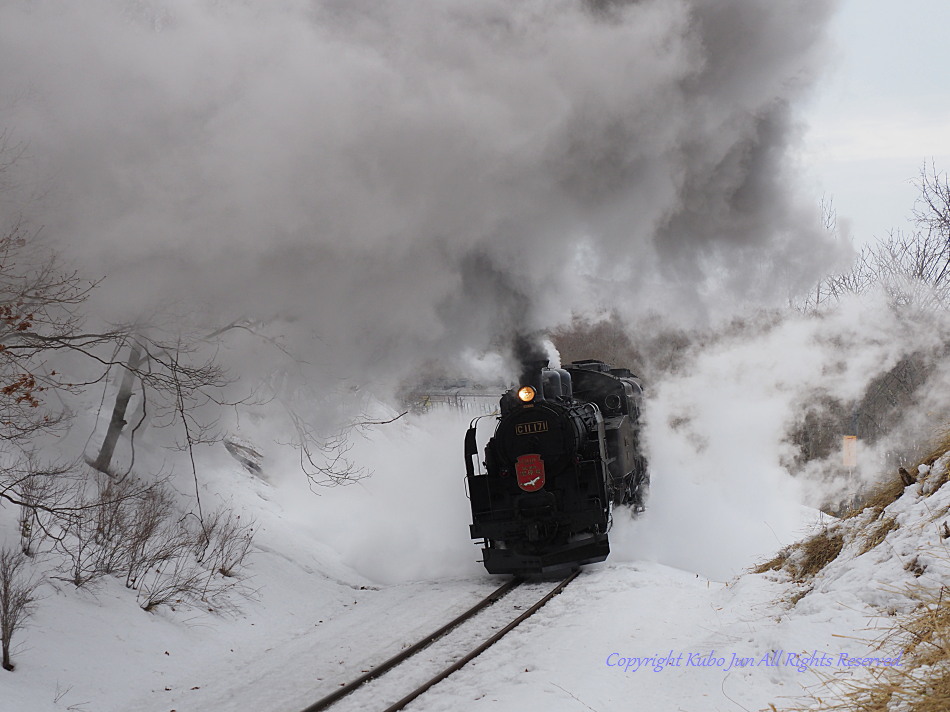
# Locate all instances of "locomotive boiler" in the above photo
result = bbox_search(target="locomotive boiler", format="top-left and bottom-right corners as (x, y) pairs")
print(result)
(465, 359), (648, 575)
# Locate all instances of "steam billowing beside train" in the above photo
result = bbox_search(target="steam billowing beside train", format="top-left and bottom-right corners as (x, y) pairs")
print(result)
(465, 359), (648, 575)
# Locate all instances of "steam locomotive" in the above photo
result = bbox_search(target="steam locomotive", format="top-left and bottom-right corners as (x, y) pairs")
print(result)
(465, 359), (648, 575)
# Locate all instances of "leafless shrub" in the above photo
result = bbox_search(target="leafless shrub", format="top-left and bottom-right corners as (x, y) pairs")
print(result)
(193, 507), (255, 578)
(53, 485), (108, 588)
(0, 136), (259, 619)
(45, 471), (256, 611)
(47, 474), (146, 587)
(0, 547), (39, 671)
(14, 467), (68, 557)
(120, 486), (181, 590)
(789, 166), (950, 479)
(91, 475), (135, 575)
(136, 512), (252, 612)
(135, 554), (211, 612)
(136, 559), (245, 613)
(277, 406), (369, 488)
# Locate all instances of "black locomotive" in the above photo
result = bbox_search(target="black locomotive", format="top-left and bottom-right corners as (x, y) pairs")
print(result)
(465, 359), (648, 575)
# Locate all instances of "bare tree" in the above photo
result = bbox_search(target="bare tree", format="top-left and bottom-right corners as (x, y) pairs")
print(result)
(797, 198), (875, 312)
(788, 164), (950, 477)
(803, 164), (950, 314)
(11, 461), (73, 557)
(0, 136), (262, 619)
(0, 225), (115, 452)
(0, 222), (232, 494)
(913, 161), (950, 242)
(92, 341), (144, 475)
(87, 327), (230, 476)
(201, 317), (376, 488)
(0, 547), (38, 671)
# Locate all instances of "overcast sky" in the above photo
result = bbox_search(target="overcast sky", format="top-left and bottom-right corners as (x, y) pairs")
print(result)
(799, 0), (950, 244)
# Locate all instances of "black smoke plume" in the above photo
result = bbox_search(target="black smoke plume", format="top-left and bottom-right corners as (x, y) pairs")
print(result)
(513, 333), (551, 390)
(0, 0), (845, 397)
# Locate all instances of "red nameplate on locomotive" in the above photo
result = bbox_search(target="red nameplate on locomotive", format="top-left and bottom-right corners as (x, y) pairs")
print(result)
(515, 454), (545, 491)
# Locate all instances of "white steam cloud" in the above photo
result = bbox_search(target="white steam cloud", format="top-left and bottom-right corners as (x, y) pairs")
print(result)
(2, 2), (875, 584)
(256, 295), (950, 586)
(612, 296), (947, 581)
(1, 0), (844, 390)
(270, 409), (485, 584)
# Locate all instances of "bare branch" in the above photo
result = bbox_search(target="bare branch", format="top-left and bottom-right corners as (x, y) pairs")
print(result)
(0, 547), (39, 671)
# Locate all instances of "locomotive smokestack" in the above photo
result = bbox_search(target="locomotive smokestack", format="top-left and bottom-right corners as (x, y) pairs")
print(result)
(520, 359), (549, 397)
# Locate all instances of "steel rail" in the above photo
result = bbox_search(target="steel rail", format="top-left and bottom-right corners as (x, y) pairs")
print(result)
(300, 577), (521, 712)
(379, 569), (580, 712)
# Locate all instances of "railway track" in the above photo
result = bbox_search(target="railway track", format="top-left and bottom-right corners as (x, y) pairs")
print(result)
(300, 571), (579, 712)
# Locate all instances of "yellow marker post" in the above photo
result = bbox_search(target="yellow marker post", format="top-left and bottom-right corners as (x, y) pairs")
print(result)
(842, 435), (858, 469)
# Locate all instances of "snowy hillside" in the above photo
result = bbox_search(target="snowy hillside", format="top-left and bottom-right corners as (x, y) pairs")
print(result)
(2, 406), (948, 712)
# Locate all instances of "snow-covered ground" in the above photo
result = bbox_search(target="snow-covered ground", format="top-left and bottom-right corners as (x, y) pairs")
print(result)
(6, 406), (945, 712)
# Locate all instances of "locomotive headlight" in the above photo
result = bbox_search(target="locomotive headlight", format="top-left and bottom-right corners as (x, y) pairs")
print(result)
(517, 386), (536, 403)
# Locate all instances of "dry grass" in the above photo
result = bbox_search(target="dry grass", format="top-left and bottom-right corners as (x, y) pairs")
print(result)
(843, 473), (906, 519)
(786, 574), (950, 712)
(922, 468), (950, 496)
(859, 515), (899, 555)
(792, 530), (845, 581)
(752, 529), (844, 583)
(773, 431), (950, 712)
(914, 429), (950, 496)
(753, 549), (791, 575)
(899, 584), (950, 667)
(904, 556), (927, 578)
(923, 428), (950, 470)
(842, 432), (950, 521)
(911, 669), (950, 712)
(788, 586), (812, 607)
